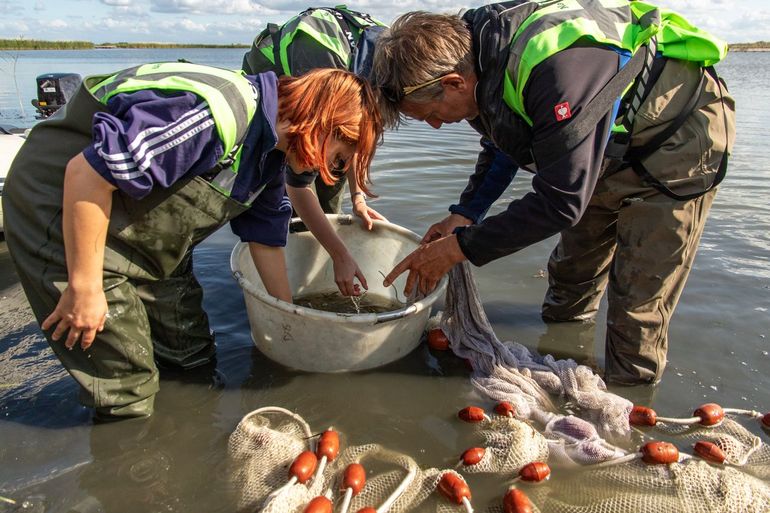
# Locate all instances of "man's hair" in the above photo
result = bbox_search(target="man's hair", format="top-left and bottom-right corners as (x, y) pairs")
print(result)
(371, 11), (474, 128)
(278, 68), (383, 196)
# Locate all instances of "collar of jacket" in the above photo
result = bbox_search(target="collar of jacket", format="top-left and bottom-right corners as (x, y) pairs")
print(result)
(463, 1), (539, 169)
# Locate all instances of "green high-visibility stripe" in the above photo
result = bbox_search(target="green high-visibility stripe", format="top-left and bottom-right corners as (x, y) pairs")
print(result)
(88, 63), (256, 159)
(259, 45), (275, 65)
(101, 77), (240, 152)
(503, 0), (725, 125)
(279, 12), (351, 72)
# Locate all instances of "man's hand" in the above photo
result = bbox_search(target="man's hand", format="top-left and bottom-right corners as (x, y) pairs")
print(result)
(421, 213), (473, 244)
(383, 234), (466, 296)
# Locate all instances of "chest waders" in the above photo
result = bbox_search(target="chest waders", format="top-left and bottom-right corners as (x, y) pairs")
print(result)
(3, 63), (258, 418)
(501, 0), (732, 200)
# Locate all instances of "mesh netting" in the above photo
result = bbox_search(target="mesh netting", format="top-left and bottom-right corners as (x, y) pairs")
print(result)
(229, 263), (770, 512)
(228, 407), (478, 512)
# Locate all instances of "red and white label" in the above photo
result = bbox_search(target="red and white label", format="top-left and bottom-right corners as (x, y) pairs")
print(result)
(554, 101), (572, 121)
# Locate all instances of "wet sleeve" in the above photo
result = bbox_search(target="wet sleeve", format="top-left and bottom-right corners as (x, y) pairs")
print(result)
(82, 89), (224, 200)
(285, 164), (318, 188)
(230, 163), (293, 246)
(456, 46), (619, 266)
(449, 138), (518, 223)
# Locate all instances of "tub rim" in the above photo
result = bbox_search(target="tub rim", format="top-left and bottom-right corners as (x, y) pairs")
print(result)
(229, 216), (447, 325)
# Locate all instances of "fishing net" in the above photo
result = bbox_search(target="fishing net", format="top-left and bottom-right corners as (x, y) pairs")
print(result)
(228, 263), (770, 512)
(228, 407), (477, 512)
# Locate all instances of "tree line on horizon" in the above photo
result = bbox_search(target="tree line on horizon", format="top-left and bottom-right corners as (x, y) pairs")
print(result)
(1, 37), (768, 52)
(0, 38), (249, 50)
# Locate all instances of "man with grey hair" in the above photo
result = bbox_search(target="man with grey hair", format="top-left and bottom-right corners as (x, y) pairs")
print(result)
(375, 1), (734, 385)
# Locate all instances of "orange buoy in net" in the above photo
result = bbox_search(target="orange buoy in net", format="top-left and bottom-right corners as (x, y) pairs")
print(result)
(693, 441), (727, 464)
(518, 461), (551, 483)
(304, 496), (332, 513)
(641, 441), (679, 465)
(316, 429), (340, 461)
(290, 450), (318, 483)
(495, 401), (516, 417)
(437, 472), (472, 505)
(355, 509), (377, 513)
(503, 488), (533, 513)
(694, 403), (725, 426)
(461, 447), (486, 466)
(458, 406), (486, 423)
(629, 405), (657, 427)
(427, 328), (450, 351)
(342, 463), (366, 495)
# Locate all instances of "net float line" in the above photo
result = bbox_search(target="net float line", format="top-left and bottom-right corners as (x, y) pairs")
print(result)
(630, 403), (768, 428)
(313, 428), (340, 486)
(262, 450), (319, 508)
(502, 488), (534, 513)
(437, 471), (473, 512)
(508, 462), (551, 484)
(592, 441), (685, 468)
(303, 494), (333, 513)
(339, 462), (367, 513)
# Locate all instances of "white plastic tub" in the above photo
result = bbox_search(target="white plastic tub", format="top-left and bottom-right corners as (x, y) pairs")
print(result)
(230, 215), (447, 372)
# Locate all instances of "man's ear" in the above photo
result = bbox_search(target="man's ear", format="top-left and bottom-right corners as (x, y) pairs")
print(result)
(440, 73), (469, 92)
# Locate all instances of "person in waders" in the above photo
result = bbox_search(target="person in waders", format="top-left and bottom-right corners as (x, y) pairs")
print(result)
(373, 1), (735, 385)
(242, 6), (389, 232)
(2, 64), (382, 420)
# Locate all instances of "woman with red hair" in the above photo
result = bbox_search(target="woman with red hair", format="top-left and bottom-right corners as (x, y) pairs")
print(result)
(2, 63), (382, 419)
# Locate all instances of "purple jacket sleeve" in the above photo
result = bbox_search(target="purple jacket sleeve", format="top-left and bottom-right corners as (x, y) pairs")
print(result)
(230, 151), (293, 246)
(82, 89), (224, 199)
(456, 46), (619, 266)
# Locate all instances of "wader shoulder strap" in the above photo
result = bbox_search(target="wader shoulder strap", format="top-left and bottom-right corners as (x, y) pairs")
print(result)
(531, 41), (650, 167)
(267, 23), (283, 73)
(321, 8), (358, 49)
(627, 66), (729, 201)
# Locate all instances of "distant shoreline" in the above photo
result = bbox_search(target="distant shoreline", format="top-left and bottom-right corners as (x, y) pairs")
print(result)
(0, 39), (249, 50)
(1, 38), (768, 52)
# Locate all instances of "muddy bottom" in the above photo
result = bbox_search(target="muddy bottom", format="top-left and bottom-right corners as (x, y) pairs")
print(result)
(294, 291), (403, 314)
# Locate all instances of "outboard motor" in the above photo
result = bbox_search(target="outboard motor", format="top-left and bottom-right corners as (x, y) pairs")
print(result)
(31, 73), (82, 119)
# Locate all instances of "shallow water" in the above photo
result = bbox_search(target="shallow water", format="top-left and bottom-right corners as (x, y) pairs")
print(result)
(294, 292), (402, 314)
(0, 49), (768, 512)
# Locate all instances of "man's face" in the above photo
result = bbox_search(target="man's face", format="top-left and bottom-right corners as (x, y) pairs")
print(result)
(399, 74), (479, 129)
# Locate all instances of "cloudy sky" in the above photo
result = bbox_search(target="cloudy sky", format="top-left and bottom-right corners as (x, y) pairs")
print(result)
(0, 0), (766, 45)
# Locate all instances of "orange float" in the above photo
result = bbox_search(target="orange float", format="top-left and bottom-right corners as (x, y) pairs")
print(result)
(640, 441), (679, 465)
(437, 472), (472, 505)
(427, 328), (450, 351)
(458, 406), (486, 423)
(503, 488), (533, 513)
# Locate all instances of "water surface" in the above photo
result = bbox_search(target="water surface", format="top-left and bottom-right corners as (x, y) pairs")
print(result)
(0, 49), (768, 512)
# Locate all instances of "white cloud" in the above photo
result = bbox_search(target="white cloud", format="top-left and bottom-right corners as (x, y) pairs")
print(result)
(41, 19), (69, 29)
(150, 0), (274, 15)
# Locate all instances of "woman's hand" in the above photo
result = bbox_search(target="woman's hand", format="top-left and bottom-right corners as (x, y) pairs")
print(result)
(50, 152), (116, 350)
(352, 196), (388, 230)
(42, 285), (108, 350)
(333, 251), (368, 297)
(421, 213), (473, 244)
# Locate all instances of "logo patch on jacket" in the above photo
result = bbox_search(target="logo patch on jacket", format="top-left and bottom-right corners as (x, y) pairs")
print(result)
(554, 101), (572, 121)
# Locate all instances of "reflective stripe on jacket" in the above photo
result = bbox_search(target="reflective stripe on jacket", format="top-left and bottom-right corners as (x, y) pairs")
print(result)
(503, 0), (727, 126)
(88, 62), (257, 185)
